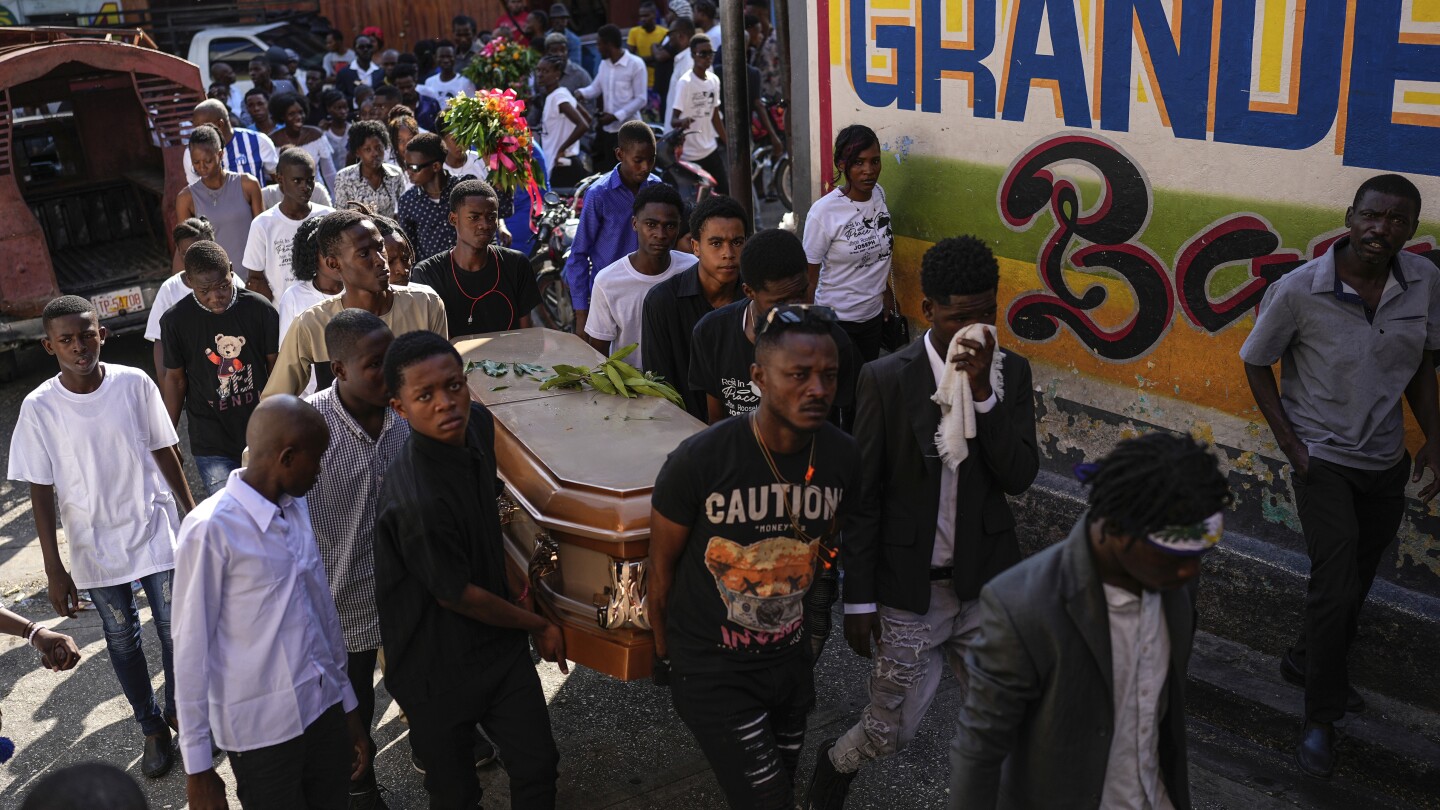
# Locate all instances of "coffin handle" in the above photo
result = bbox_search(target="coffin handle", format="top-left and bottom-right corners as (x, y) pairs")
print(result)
(595, 558), (649, 631)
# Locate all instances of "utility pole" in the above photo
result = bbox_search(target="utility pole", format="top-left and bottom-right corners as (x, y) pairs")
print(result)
(721, 0), (754, 224)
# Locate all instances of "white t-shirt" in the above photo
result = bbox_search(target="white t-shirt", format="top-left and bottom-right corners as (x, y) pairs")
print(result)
(802, 185), (894, 322)
(672, 69), (722, 160)
(277, 280), (338, 396)
(7, 364), (181, 589)
(242, 204), (334, 297)
(277, 280), (338, 344)
(664, 48), (694, 128)
(424, 72), (476, 103)
(584, 250), (698, 370)
(541, 86), (583, 176)
(144, 272), (248, 341)
(443, 150), (490, 182)
(706, 24), (723, 49)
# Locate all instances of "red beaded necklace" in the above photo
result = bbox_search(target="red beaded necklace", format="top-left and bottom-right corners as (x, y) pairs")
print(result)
(448, 246), (515, 328)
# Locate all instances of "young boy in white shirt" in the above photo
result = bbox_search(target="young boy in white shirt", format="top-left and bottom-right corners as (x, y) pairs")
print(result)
(8, 295), (197, 778)
(670, 34), (727, 195)
(584, 182), (696, 369)
(243, 148), (335, 301)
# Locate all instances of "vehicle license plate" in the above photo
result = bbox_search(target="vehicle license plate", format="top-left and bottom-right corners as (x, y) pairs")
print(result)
(91, 287), (146, 319)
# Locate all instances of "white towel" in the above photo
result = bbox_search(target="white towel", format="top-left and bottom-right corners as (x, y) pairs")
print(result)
(932, 323), (1004, 470)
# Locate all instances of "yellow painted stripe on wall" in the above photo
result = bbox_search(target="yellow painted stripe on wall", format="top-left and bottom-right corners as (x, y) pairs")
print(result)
(946, 0), (967, 33)
(1414, 0), (1440, 23)
(1258, 0), (1289, 95)
(1403, 90), (1440, 106)
(829, 0), (844, 65)
(871, 0), (912, 9)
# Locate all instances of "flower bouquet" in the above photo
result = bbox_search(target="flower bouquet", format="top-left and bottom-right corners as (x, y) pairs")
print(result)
(461, 36), (539, 95)
(441, 88), (543, 219)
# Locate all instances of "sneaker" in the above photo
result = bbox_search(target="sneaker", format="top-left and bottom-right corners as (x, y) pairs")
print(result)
(804, 738), (855, 810)
(348, 783), (391, 810)
(410, 750), (425, 774)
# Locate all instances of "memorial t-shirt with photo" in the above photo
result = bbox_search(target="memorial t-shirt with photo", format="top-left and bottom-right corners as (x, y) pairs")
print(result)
(651, 417), (859, 673)
(688, 300), (862, 419)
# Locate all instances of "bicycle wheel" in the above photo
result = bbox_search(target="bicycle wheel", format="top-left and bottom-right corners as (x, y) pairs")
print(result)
(776, 155), (793, 211)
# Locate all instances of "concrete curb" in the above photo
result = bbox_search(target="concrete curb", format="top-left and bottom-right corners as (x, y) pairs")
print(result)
(1187, 632), (1440, 809)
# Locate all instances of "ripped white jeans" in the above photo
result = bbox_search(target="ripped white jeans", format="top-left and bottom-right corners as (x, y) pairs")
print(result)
(830, 582), (982, 774)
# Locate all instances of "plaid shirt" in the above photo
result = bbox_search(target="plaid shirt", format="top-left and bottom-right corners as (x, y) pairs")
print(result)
(304, 383), (410, 652)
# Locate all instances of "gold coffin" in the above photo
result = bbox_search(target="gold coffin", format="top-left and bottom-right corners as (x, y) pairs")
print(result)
(454, 328), (705, 680)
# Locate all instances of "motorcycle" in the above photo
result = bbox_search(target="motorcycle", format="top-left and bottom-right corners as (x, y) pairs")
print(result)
(529, 173), (605, 333)
(652, 125), (718, 206)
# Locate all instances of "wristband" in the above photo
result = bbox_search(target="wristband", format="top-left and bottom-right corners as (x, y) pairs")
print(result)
(25, 623), (42, 645)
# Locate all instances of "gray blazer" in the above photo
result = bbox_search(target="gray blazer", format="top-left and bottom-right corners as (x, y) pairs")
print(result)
(949, 517), (1195, 810)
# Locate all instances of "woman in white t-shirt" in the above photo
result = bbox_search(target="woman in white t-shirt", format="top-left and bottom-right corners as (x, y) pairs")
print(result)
(802, 124), (894, 361)
(537, 56), (591, 188)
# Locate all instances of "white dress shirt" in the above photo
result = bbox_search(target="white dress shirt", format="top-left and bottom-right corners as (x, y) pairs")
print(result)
(1101, 585), (1176, 810)
(173, 470), (358, 774)
(845, 330), (995, 615)
(578, 49), (648, 132)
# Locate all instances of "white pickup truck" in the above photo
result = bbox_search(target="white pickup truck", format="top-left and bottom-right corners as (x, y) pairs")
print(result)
(187, 21), (326, 94)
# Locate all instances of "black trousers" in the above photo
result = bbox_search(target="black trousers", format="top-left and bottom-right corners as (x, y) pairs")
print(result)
(403, 641), (559, 809)
(671, 653), (815, 810)
(694, 149), (730, 196)
(347, 648), (379, 788)
(593, 128), (619, 173)
(1290, 453), (1409, 723)
(839, 313), (884, 363)
(227, 702), (351, 810)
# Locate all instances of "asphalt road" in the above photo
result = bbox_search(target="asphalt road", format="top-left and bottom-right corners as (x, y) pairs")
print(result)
(0, 333), (1382, 809)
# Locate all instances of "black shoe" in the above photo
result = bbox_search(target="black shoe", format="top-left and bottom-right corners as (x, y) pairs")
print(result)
(410, 750), (425, 774)
(1296, 720), (1337, 778)
(142, 729), (175, 778)
(474, 734), (498, 768)
(1279, 651), (1365, 713)
(805, 738), (856, 810)
(348, 782), (391, 810)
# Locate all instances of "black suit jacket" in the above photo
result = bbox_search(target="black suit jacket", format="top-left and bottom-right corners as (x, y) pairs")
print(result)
(950, 518), (1195, 809)
(843, 336), (1038, 614)
(335, 65), (386, 99)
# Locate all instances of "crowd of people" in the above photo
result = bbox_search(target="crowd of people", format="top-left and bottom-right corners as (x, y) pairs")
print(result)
(3, 2), (1437, 810)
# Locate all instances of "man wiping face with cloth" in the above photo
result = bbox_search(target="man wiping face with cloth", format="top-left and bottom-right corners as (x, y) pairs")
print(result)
(807, 235), (1040, 808)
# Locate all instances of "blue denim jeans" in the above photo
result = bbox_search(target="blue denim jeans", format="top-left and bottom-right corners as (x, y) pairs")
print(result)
(193, 454), (240, 497)
(88, 569), (175, 737)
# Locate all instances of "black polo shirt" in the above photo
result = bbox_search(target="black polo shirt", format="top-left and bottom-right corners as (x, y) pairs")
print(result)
(642, 265), (735, 421)
(373, 402), (525, 707)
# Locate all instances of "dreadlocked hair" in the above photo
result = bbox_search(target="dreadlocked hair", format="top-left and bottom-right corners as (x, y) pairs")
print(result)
(1084, 431), (1231, 541)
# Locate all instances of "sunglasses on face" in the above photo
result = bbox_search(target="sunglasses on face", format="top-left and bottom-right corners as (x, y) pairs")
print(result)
(404, 160), (439, 173)
(756, 304), (838, 337)
(695, 50), (715, 57)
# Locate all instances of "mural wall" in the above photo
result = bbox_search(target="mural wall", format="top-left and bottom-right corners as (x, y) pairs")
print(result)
(805, 0), (1440, 591)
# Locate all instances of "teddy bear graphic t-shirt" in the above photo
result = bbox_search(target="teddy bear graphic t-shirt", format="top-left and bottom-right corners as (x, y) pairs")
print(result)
(652, 416), (859, 674)
(160, 289), (279, 459)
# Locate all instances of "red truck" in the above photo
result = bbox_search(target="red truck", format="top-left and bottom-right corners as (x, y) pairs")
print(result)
(0, 27), (202, 379)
